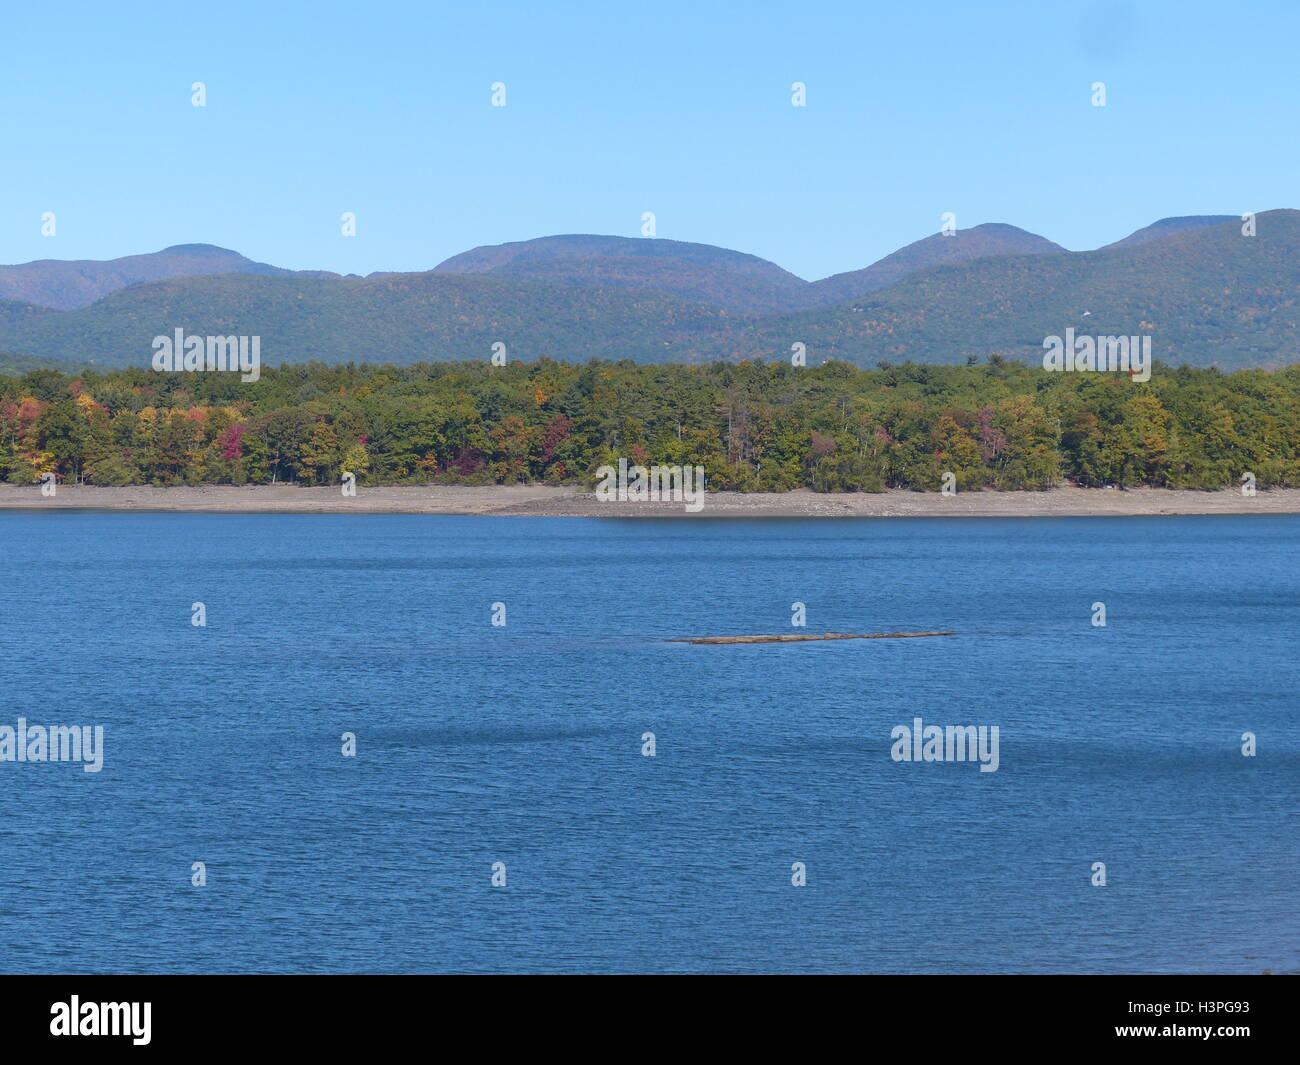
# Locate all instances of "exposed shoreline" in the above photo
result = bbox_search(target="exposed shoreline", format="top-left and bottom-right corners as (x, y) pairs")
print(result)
(1, 484), (1298, 517)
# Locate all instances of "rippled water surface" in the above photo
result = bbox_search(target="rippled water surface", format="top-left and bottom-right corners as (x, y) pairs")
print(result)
(0, 512), (1295, 973)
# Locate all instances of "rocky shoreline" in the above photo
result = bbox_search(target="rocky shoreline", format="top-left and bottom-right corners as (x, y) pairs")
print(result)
(2, 483), (1299, 517)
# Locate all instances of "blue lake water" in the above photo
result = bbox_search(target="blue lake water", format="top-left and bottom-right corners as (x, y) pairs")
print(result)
(0, 512), (1296, 974)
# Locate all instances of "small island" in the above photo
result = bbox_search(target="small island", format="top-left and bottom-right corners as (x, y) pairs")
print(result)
(667, 631), (956, 644)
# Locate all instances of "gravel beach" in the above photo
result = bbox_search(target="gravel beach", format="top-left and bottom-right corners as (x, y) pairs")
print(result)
(2, 484), (1298, 517)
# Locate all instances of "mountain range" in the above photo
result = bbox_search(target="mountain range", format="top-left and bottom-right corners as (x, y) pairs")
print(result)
(0, 244), (342, 311)
(1, 212), (1293, 372)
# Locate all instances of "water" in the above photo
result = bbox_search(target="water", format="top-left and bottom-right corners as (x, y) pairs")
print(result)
(0, 512), (1295, 974)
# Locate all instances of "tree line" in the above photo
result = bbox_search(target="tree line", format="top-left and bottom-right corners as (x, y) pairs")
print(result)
(2, 357), (1298, 492)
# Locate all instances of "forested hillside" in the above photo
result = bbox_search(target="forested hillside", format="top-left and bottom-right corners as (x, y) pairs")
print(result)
(1, 214), (1293, 371)
(744, 212), (1300, 369)
(3, 358), (1297, 492)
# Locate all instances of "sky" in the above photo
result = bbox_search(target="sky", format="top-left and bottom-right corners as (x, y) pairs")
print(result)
(2, 0), (1297, 280)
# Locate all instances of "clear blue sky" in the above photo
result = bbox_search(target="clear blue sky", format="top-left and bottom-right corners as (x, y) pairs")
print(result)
(3, 0), (1296, 280)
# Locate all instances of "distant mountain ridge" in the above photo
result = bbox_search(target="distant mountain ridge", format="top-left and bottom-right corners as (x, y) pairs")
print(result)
(0, 271), (729, 367)
(0, 216), (1231, 316)
(810, 223), (1066, 304)
(740, 211), (1300, 369)
(0, 244), (340, 311)
(0, 212), (1293, 372)
(434, 234), (814, 314)
(1104, 216), (1238, 249)
(432, 227), (1071, 314)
